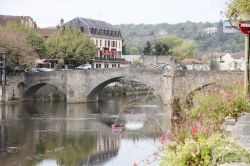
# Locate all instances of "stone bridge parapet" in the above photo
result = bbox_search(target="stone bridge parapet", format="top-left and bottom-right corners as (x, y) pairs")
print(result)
(0, 68), (244, 104)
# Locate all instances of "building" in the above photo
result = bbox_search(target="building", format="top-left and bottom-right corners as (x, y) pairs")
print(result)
(180, 58), (210, 71)
(62, 17), (124, 68)
(202, 27), (218, 35)
(37, 28), (57, 40)
(0, 15), (37, 28)
(216, 52), (244, 71)
(204, 52), (245, 71)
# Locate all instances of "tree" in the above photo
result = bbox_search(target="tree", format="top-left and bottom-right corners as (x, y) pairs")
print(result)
(0, 27), (38, 69)
(129, 47), (140, 55)
(143, 41), (152, 55)
(122, 38), (127, 55)
(45, 28), (96, 65)
(5, 22), (46, 58)
(153, 35), (183, 56)
(160, 35), (182, 50)
(209, 58), (218, 70)
(172, 40), (196, 60)
(226, 0), (250, 19)
(154, 41), (171, 55)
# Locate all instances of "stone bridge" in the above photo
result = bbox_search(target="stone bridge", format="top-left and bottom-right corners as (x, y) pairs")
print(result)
(0, 68), (244, 104)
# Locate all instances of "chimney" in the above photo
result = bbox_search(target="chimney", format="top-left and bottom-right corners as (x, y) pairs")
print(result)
(60, 18), (64, 25)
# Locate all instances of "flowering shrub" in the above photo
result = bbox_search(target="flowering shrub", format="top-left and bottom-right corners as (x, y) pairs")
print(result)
(160, 83), (250, 165)
(160, 134), (250, 166)
(190, 83), (250, 127)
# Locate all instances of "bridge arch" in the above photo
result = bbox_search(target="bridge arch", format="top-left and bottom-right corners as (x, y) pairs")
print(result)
(88, 77), (123, 97)
(23, 83), (66, 100)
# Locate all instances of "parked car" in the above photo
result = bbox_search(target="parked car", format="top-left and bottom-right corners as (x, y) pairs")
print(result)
(37, 68), (54, 72)
(76, 64), (92, 70)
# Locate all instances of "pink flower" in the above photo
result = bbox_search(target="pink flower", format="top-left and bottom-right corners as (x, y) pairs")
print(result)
(213, 87), (220, 92)
(111, 124), (115, 133)
(172, 116), (178, 121)
(152, 151), (158, 156)
(159, 130), (172, 143)
(225, 91), (232, 101)
(195, 122), (206, 132)
(211, 75), (216, 81)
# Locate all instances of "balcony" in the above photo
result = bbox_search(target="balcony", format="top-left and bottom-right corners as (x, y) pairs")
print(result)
(95, 57), (125, 62)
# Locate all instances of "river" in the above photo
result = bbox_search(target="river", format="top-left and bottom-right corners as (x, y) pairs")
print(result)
(0, 95), (171, 166)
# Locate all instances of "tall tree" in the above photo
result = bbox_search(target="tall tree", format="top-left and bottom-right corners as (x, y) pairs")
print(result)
(154, 41), (171, 55)
(173, 40), (196, 60)
(5, 22), (46, 58)
(0, 27), (38, 69)
(129, 47), (140, 55)
(143, 41), (152, 55)
(45, 28), (96, 65)
(160, 35), (182, 50)
(122, 38), (127, 55)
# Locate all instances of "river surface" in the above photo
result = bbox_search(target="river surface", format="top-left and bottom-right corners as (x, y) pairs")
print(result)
(0, 95), (171, 166)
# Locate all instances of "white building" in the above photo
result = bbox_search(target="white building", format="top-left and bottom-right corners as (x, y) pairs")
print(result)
(202, 27), (218, 34)
(180, 58), (210, 71)
(216, 52), (244, 71)
(63, 17), (123, 68)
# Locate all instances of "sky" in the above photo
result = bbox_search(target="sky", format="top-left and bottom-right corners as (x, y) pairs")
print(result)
(1, 0), (229, 28)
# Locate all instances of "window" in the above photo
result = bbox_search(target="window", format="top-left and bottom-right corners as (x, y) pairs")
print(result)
(96, 64), (101, 68)
(112, 64), (116, 68)
(80, 26), (84, 33)
(108, 40), (110, 47)
(105, 64), (109, 68)
(100, 40), (102, 47)
(96, 40), (98, 46)
(111, 41), (116, 47)
(105, 40), (107, 47)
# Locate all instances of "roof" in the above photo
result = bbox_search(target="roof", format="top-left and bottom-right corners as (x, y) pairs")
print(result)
(203, 52), (227, 60)
(204, 52), (244, 60)
(78, 17), (118, 30)
(229, 52), (244, 59)
(180, 58), (203, 64)
(37, 28), (57, 37)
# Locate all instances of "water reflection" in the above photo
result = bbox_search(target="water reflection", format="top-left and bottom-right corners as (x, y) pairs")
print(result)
(0, 95), (171, 166)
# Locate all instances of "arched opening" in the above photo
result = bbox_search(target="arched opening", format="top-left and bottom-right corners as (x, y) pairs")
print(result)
(87, 77), (154, 101)
(23, 83), (66, 102)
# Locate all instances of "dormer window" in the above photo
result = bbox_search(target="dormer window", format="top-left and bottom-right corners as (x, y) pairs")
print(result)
(80, 26), (84, 33)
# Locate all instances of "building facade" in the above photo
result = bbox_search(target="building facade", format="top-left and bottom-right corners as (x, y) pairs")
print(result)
(204, 52), (245, 71)
(216, 52), (244, 71)
(0, 15), (37, 28)
(63, 17), (124, 68)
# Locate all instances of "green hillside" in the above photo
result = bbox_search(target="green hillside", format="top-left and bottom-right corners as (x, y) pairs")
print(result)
(115, 21), (244, 56)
